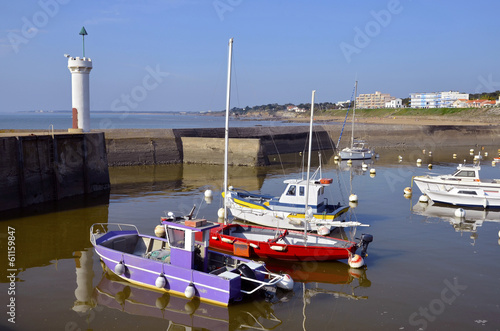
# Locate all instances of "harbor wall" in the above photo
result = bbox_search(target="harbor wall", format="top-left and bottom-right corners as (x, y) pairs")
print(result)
(101, 124), (500, 166)
(0, 133), (110, 212)
(102, 127), (334, 166)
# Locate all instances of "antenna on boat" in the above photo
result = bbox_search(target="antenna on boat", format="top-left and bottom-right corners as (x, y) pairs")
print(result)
(304, 90), (316, 244)
(223, 38), (233, 225)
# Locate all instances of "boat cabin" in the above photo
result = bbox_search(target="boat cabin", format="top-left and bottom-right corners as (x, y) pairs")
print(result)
(275, 178), (332, 211)
(159, 217), (219, 271)
(443, 164), (481, 182)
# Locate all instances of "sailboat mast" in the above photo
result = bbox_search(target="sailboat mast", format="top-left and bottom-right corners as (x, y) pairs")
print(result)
(223, 38), (233, 225)
(351, 81), (357, 149)
(304, 90), (315, 242)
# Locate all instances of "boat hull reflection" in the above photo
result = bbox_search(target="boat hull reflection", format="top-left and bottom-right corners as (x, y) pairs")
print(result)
(92, 270), (286, 330)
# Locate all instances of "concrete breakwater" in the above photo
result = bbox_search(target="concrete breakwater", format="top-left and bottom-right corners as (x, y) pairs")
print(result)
(103, 126), (335, 166)
(0, 132), (110, 212)
(102, 124), (500, 166)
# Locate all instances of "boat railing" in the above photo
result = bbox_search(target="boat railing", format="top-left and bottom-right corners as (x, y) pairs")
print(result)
(239, 270), (285, 295)
(90, 223), (139, 245)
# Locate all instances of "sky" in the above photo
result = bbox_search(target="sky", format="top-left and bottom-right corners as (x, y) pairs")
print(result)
(0, 0), (499, 113)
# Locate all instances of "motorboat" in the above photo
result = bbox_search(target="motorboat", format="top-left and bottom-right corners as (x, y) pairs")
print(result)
(90, 218), (292, 306)
(413, 162), (500, 208)
(225, 174), (361, 232)
(414, 163), (500, 192)
(208, 223), (372, 261)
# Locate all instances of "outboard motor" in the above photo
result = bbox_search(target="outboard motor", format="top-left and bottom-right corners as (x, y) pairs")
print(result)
(358, 233), (373, 257)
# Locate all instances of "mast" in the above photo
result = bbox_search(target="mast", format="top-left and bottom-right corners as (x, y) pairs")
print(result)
(223, 38), (233, 225)
(304, 90), (315, 243)
(351, 81), (357, 149)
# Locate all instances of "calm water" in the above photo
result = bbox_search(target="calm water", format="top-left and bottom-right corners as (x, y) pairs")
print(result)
(0, 112), (309, 130)
(1, 147), (500, 330)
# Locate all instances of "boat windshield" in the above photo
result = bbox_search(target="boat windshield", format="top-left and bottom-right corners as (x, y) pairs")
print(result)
(453, 170), (476, 178)
(167, 227), (186, 249)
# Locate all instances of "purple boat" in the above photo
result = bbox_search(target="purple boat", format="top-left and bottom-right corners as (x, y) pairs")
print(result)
(90, 218), (292, 306)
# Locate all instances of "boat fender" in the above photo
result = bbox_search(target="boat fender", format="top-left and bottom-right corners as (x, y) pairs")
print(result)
(348, 254), (365, 268)
(277, 274), (294, 291)
(155, 274), (167, 288)
(154, 225), (166, 238)
(114, 262), (125, 275)
(184, 283), (195, 300)
(320, 178), (333, 184)
(270, 245), (286, 251)
(221, 237), (234, 244)
(249, 243), (259, 249)
(317, 226), (330, 236)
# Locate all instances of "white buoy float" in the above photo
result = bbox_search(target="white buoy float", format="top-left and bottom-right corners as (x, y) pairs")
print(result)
(217, 208), (225, 219)
(347, 159), (352, 164)
(349, 194), (358, 203)
(154, 224), (166, 238)
(498, 230), (500, 238)
(454, 208), (466, 218)
(416, 158), (422, 166)
(422, 149), (426, 154)
(419, 195), (429, 203)
(428, 164), (433, 169)
(155, 274), (166, 288)
(334, 155), (340, 161)
(404, 187), (412, 195)
(369, 168), (376, 174)
(114, 262), (125, 275)
(184, 283), (195, 300)
(369, 173), (376, 178)
(398, 155), (403, 161)
(204, 189), (213, 198)
(428, 151), (432, 156)
(349, 201), (358, 208)
(362, 163), (368, 170)
(453, 153), (457, 158)
(277, 274), (294, 291)
(348, 254), (365, 268)
(493, 161), (496, 166)
(485, 152), (489, 157)
(317, 226), (330, 236)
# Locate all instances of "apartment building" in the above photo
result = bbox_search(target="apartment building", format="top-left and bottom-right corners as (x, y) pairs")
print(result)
(356, 91), (395, 109)
(410, 91), (469, 108)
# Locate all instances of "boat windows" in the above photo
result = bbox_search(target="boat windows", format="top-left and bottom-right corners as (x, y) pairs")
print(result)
(454, 171), (476, 178)
(286, 185), (296, 196)
(167, 227), (186, 249)
(457, 190), (477, 195)
(299, 186), (305, 196)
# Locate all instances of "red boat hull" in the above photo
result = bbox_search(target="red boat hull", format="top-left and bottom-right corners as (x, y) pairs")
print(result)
(209, 224), (357, 262)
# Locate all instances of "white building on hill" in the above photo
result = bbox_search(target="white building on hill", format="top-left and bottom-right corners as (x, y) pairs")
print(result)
(410, 91), (469, 108)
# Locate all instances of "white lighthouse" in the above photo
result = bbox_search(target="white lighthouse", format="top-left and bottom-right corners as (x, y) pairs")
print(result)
(66, 27), (92, 132)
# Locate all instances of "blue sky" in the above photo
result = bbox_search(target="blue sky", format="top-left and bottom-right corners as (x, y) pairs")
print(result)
(1, 0), (499, 113)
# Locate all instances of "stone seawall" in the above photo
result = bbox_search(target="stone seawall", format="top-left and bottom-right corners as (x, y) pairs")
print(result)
(102, 127), (334, 166)
(0, 133), (110, 212)
(101, 124), (500, 166)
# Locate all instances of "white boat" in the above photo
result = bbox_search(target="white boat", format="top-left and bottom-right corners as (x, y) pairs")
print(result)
(414, 162), (500, 191)
(414, 162), (500, 208)
(423, 187), (500, 208)
(338, 81), (374, 160)
(225, 92), (368, 233)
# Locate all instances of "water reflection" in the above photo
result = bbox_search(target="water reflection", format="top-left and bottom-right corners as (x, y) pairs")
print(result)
(90, 271), (286, 330)
(412, 201), (500, 243)
(0, 192), (109, 282)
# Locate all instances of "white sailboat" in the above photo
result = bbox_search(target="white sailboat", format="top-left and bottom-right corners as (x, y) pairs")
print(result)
(339, 81), (374, 160)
